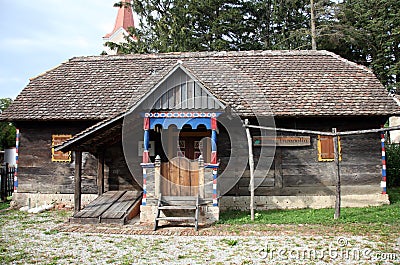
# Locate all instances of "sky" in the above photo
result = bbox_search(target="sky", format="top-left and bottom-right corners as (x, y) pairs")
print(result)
(0, 0), (129, 99)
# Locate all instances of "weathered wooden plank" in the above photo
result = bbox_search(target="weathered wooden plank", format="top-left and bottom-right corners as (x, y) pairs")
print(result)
(235, 177), (275, 187)
(101, 191), (141, 219)
(73, 191), (118, 218)
(125, 196), (142, 222)
(180, 158), (190, 196)
(75, 191), (124, 218)
(88, 191), (126, 218)
(161, 162), (168, 195)
(163, 196), (198, 204)
(190, 161), (199, 196)
(170, 161), (180, 196)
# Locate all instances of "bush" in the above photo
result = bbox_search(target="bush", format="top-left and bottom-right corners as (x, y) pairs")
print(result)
(386, 143), (400, 187)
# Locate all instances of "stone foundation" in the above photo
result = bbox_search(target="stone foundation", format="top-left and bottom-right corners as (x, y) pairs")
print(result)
(12, 192), (97, 209)
(140, 205), (219, 224)
(219, 193), (390, 211)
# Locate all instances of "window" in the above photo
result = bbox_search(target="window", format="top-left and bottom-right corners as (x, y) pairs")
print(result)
(51, 135), (72, 162)
(318, 135), (341, 161)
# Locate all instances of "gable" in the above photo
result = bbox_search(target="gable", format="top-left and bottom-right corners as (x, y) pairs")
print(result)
(137, 64), (225, 112)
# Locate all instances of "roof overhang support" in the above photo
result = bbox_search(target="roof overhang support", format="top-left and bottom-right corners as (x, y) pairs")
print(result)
(74, 150), (82, 215)
(97, 151), (105, 195)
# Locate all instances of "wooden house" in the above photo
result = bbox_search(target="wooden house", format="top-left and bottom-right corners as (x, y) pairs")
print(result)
(2, 50), (399, 224)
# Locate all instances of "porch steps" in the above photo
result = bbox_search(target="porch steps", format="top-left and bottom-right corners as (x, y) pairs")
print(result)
(70, 191), (142, 225)
(154, 195), (200, 231)
(158, 206), (197, 210)
(157, 217), (196, 221)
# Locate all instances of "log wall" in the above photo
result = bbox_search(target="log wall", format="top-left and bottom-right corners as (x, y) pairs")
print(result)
(105, 142), (141, 191)
(224, 116), (386, 196)
(16, 121), (98, 194)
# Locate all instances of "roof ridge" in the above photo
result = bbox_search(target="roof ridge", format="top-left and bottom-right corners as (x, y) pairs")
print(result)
(28, 60), (69, 81)
(69, 50), (337, 62)
(322, 50), (373, 74)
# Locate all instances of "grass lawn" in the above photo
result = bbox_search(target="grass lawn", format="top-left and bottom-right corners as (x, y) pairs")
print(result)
(218, 187), (400, 236)
(0, 199), (10, 211)
(0, 189), (399, 264)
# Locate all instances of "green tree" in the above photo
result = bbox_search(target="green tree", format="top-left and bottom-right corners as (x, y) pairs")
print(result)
(106, 0), (399, 91)
(326, 0), (400, 90)
(107, 0), (271, 52)
(107, 0), (335, 52)
(0, 98), (16, 149)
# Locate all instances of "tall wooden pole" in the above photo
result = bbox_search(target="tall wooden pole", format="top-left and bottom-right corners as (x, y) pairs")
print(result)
(333, 128), (341, 219)
(245, 119), (255, 221)
(74, 151), (82, 215)
(310, 0), (317, 50)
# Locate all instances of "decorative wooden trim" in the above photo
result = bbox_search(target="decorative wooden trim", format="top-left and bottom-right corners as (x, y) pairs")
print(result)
(145, 112), (218, 118)
(51, 135), (72, 162)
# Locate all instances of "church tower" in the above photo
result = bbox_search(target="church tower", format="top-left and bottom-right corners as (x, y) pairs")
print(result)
(103, 0), (135, 55)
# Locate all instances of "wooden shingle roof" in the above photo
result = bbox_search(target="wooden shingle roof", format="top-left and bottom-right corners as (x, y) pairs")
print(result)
(3, 50), (399, 121)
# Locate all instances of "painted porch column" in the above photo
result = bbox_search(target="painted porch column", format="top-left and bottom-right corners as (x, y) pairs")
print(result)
(381, 126), (387, 195)
(143, 117), (150, 163)
(154, 155), (161, 198)
(211, 117), (218, 164)
(74, 151), (82, 215)
(14, 128), (19, 192)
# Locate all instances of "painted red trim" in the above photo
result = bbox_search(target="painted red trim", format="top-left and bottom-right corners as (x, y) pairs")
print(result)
(143, 117), (150, 130)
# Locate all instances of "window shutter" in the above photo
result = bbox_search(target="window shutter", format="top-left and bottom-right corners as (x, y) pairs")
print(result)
(318, 135), (342, 161)
(321, 135), (334, 159)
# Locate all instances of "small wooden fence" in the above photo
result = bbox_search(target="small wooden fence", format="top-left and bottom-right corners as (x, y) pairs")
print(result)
(1, 163), (15, 201)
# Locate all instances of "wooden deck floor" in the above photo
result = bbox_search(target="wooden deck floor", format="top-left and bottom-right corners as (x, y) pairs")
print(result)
(70, 191), (142, 225)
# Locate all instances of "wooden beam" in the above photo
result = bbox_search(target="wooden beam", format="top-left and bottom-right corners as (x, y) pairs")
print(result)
(74, 151), (82, 215)
(244, 124), (400, 136)
(97, 152), (105, 195)
(245, 119), (255, 221)
(333, 128), (341, 219)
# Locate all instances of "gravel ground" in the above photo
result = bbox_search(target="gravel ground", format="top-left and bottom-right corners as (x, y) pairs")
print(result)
(1, 209), (399, 265)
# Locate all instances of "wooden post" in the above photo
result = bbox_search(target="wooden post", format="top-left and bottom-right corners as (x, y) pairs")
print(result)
(198, 155), (205, 198)
(74, 151), (82, 215)
(333, 128), (341, 219)
(155, 155), (161, 198)
(245, 119), (255, 221)
(97, 152), (104, 195)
